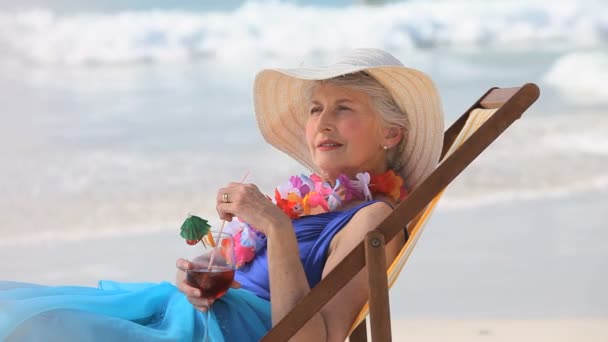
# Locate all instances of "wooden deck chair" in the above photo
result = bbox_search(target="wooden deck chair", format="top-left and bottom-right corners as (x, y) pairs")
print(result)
(261, 83), (540, 342)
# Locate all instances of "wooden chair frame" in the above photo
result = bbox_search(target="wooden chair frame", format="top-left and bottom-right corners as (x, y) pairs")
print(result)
(261, 83), (540, 342)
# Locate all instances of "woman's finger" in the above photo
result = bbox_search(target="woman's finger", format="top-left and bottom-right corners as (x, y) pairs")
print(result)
(217, 187), (230, 204)
(216, 202), (235, 221)
(195, 304), (209, 312)
(193, 298), (214, 312)
(175, 258), (192, 271)
(177, 278), (201, 297)
(188, 296), (209, 308)
(217, 184), (240, 204)
(217, 183), (258, 204)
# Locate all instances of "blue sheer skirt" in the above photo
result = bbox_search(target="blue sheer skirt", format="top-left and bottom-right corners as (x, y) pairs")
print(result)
(0, 280), (271, 341)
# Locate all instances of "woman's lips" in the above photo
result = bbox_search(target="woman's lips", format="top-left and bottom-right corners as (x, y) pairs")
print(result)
(317, 144), (342, 151)
(316, 140), (343, 151)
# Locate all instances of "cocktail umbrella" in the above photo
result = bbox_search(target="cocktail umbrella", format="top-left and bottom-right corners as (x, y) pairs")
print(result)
(180, 215), (211, 245)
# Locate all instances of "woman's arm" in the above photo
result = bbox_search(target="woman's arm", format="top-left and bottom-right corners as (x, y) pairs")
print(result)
(214, 183), (403, 341)
(265, 218), (330, 340)
(266, 201), (404, 342)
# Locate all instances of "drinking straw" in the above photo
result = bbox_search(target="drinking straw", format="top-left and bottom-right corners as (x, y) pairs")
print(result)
(207, 171), (250, 270)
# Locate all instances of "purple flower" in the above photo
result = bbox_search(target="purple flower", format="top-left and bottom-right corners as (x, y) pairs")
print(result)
(290, 175), (303, 188)
(338, 174), (363, 201)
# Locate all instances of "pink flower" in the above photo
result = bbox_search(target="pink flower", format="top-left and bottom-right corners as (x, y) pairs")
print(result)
(306, 191), (329, 212)
(233, 230), (256, 268)
(309, 174), (323, 183)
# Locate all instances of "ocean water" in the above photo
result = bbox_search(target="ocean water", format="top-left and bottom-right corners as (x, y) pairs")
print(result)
(0, 0), (606, 316)
(1, 0), (606, 243)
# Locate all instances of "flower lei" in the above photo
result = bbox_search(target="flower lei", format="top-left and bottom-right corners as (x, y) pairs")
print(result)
(183, 170), (407, 268)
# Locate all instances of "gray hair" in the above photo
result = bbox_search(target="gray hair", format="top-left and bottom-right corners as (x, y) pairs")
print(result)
(303, 72), (410, 173)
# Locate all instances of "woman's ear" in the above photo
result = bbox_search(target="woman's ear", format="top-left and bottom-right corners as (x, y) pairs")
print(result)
(383, 127), (403, 149)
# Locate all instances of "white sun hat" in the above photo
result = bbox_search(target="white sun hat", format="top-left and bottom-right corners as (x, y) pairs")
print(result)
(253, 48), (444, 190)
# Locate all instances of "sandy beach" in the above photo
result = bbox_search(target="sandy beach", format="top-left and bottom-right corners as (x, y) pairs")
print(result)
(386, 319), (608, 341)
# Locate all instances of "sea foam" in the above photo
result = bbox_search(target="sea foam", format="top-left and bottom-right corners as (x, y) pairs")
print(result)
(543, 51), (608, 106)
(0, 0), (605, 67)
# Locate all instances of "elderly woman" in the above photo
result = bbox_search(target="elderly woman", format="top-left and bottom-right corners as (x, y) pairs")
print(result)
(0, 49), (443, 341)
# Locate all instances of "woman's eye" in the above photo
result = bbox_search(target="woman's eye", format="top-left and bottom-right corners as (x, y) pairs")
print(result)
(337, 106), (351, 112)
(310, 107), (321, 115)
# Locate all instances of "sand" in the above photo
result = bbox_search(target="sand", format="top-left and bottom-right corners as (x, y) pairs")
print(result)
(385, 318), (608, 341)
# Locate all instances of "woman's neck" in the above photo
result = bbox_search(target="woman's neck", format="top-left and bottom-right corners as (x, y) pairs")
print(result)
(336, 193), (396, 211)
(320, 166), (389, 187)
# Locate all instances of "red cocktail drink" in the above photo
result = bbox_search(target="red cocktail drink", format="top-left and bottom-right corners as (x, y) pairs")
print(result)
(187, 266), (235, 300)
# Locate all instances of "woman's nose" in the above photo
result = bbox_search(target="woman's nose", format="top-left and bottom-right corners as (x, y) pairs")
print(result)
(317, 110), (335, 132)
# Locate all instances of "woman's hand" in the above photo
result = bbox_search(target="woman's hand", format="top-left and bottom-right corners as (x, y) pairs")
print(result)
(216, 182), (291, 235)
(175, 258), (240, 312)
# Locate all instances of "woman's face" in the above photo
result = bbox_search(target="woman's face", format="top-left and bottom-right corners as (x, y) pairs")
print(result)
(305, 83), (388, 181)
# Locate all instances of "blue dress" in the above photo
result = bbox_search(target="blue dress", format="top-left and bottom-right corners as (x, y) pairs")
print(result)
(0, 201), (379, 341)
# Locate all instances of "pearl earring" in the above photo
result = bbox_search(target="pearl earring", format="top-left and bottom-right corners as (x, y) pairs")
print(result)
(383, 145), (389, 150)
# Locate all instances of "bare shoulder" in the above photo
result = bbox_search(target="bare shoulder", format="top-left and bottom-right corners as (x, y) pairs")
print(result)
(344, 201), (393, 234)
(329, 201), (395, 257)
(353, 201), (393, 224)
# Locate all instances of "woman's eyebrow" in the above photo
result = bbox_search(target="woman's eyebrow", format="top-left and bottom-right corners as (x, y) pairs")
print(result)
(335, 99), (354, 104)
(310, 98), (355, 105)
